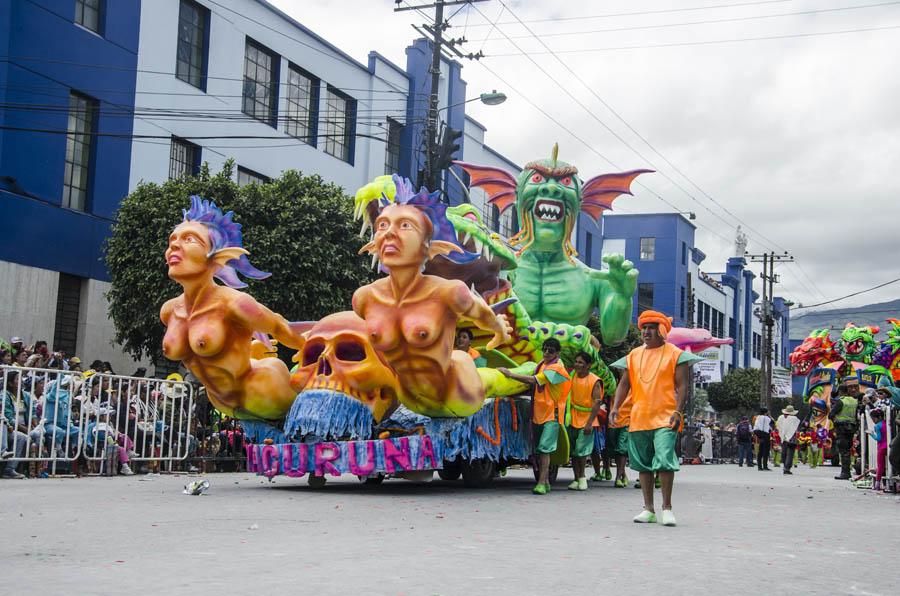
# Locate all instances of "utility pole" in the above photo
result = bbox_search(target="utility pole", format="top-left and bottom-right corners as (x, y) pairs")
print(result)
(747, 251), (793, 409)
(395, 1), (486, 195)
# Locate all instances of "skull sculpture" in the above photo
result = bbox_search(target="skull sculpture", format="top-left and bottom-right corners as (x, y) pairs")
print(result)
(292, 311), (400, 423)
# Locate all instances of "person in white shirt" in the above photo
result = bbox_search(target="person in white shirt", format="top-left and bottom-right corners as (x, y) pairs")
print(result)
(752, 407), (773, 471)
(776, 406), (801, 474)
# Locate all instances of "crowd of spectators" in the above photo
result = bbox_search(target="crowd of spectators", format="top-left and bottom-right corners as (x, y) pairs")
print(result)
(2, 334), (256, 478)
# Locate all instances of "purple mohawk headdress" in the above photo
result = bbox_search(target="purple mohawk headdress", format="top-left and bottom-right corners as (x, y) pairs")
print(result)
(182, 195), (271, 288)
(385, 175), (478, 264)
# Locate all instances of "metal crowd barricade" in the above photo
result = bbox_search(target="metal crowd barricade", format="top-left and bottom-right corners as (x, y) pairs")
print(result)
(1, 365), (85, 474)
(81, 373), (195, 470)
(858, 405), (893, 478)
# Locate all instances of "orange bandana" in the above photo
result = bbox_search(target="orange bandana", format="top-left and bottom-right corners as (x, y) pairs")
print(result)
(637, 310), (673, 339)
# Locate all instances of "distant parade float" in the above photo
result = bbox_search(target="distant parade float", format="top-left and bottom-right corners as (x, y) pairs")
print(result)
(161, 146), (652, 487)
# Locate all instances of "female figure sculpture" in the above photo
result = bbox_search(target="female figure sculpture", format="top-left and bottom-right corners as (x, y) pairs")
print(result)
(160, 197), (307, 421)
(353, 178), (511, 417)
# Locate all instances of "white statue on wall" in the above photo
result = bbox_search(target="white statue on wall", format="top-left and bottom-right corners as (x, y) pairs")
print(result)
(734, 225), (749, 257)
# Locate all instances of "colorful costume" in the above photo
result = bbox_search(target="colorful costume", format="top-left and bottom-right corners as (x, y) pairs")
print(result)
(531, 359), (572, 454)
(567, 371), (602, 458)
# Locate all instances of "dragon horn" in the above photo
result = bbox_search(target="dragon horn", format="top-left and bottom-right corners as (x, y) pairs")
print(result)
(550, 143), (559, 169)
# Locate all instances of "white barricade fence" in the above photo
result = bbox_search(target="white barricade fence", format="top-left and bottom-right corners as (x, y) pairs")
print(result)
(1, 365), (86, 466)
(81, 373), (195, 467)
(858, 404), (893, 477)
(1, 365), (195, 474)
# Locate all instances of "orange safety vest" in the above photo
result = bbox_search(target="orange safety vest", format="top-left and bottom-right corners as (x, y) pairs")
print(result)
(532, 360), (571, 425)
(626, 343), (683, 432)
(569, 372), (602, 428)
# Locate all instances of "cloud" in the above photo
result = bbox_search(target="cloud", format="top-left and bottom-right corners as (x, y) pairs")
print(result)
(269, 0), (900, 307)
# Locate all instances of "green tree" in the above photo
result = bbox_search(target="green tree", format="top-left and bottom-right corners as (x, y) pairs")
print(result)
(586, 316), (643, 367)
(707, 367), (762, 416)
(105, 162), (374, 364)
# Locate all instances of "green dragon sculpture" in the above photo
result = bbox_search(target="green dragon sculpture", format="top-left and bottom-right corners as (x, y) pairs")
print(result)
(456, 144), (650, 344)
(837, 322), (880, 366)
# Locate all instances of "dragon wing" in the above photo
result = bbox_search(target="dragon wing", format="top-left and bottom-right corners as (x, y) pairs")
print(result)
(580, 169), (653, 223)
(453, 161), (518, 214)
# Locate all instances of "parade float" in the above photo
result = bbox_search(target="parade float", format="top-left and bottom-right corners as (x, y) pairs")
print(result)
(160, 147), (649, 487)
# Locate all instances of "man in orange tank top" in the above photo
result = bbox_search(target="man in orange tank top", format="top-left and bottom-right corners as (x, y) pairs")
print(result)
(572, 351), (605, 491)
(610, 310), (699, 527)
(499, 338), (571, 495)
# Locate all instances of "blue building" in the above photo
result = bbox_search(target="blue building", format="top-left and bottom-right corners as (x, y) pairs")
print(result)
(0, 0), (140, 362)
(588, 212), (792, 379)
(0, 0), (515, 372)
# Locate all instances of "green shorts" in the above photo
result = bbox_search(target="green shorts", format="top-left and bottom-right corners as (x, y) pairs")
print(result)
(567, 426), (594, 458)
(533, 421), (560, 454)
(627, 428), (680, 473)
(607, 425), (630, 456)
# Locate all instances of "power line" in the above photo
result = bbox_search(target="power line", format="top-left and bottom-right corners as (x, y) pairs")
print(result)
(487, 23), (900, 56)
(472, 58), (734, 246)
(471, 1), (900, 42)
(793, 278), (900, 310)
(0, 56), (421, 97)
(476, 3), (753, 248)
(465, 0), (795, 27)
(486, 2), (836, 304)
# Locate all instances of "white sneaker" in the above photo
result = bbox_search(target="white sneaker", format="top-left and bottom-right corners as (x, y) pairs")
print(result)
(660, 509), (677, 527)
(633, 509), (657, 523)
(120, 464), (135, 476)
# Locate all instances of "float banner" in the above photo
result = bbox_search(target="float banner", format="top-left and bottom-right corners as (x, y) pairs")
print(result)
(806, 367), (836, 394)
(857, 369), (882, 388)
(246, 435), (439, 479)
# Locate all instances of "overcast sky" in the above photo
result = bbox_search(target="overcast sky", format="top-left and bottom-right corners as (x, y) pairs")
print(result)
(270, 0), (900, 312)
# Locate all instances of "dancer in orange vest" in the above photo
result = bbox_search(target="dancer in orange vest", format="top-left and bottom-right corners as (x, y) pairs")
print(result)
(570, 351), (605, 491)
(499, 337), (571, 495)
(610, 310), (699, 526)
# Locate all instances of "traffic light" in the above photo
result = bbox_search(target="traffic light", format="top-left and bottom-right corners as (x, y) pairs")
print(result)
(434, 126), (463, 173)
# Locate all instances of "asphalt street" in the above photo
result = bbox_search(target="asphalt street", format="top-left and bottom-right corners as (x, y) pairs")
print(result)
(2, 464), (897, 596)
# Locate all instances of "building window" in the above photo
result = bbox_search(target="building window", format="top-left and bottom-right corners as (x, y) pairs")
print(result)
(739, 324), (744, 351)
(242, 39), (278, 126)
(696, 299), (704, 328)
(640, 237), (655, 261)
(53, 273), (83, 357)
(384, 118), (403, 174)
(500, 210), (515, 239)
(752, 332), (761, 360)
(584, 232), (593, 267)
(681, 241), (687, 266)
(75, 0), (102, 33)
(176, 0), (208, 90)
(679, 286), (686, 320)
(638, 283), (654, 314)
(285, 64), (319, 145)
(323, 86), (355, 163)
(728, 317), (736, 340)
(237, 166), (269, 187)
(717, 312), (725, 339)
(704, 303), (712, 331)
(62, 92), (97, 211)
(169, 137), (200, 179)
(711, 308), (720, 338)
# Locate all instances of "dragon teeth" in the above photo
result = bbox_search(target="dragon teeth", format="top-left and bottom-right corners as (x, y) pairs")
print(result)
(462, 232), (472, 247)
(473, 239), (483, 253)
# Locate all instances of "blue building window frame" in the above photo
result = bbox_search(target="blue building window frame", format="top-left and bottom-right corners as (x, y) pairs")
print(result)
(285, 63), (320, 146)
(242, 38), (280, 128)
(62, 91), (98, 212)
(169, 136), (201, 179)
(176, 0), (210, 91)
(322, 85), (356, 165)
(638, 283), (654, 314)
(584, 231), (593, 268)
(75, 0), (104, 35)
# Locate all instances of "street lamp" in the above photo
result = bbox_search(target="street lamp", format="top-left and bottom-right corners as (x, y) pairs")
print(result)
(679, 211), (697, 220)
(424, 90), (507, 196)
